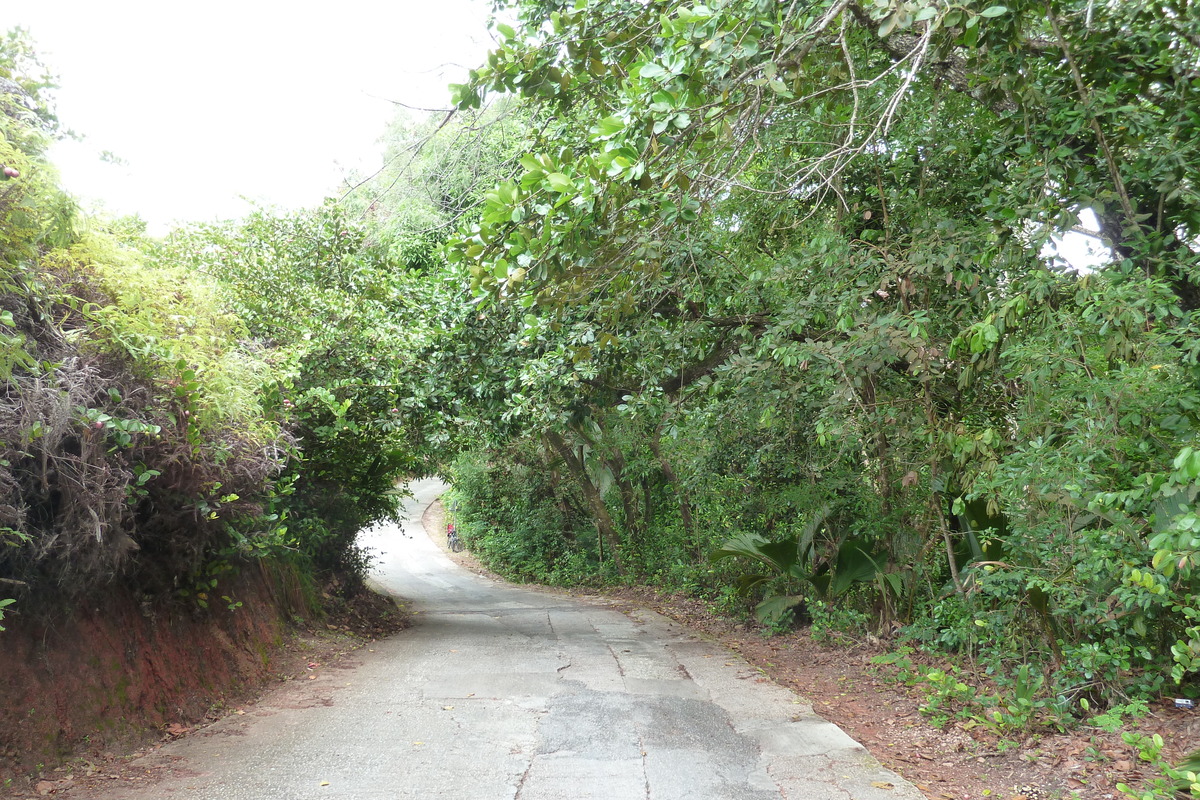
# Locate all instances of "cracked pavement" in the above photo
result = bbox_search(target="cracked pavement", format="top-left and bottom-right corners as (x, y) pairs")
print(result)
(89, 478), (923, 799)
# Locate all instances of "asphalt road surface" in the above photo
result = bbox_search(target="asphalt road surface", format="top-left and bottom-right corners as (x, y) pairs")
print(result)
(91, 478), (922, 799)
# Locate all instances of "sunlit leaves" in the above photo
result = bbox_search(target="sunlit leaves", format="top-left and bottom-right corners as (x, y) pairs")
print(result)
(546, 172), (575, 193)
(590, 115), (626, 141)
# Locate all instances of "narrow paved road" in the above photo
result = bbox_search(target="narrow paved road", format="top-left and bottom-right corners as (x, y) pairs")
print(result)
(95, 479), (922, 799)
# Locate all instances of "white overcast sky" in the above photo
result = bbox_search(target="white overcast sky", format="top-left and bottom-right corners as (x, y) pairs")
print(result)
(4, 1), (494, 232)
(4, 3), (1109, 267)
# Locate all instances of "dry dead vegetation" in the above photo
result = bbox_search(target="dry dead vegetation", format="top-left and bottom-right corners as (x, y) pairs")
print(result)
(0, 280), (285, 605)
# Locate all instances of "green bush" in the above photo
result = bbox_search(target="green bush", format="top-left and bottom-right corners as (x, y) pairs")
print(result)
(449, 446), (601, 584)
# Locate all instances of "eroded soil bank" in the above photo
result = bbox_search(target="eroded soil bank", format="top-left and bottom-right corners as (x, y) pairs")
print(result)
(0, 560), (311, 784)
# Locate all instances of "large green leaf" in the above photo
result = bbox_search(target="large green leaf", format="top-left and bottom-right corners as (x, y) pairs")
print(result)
(754, 595), (804, 627)
(829, 538), (881, 597)
(734, 571), (773, 596)
(710, 531), (785, 571)
(546, 173), (575, 193)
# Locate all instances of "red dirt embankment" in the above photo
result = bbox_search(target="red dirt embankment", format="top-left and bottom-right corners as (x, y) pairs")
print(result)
(0, 561), (309, 783)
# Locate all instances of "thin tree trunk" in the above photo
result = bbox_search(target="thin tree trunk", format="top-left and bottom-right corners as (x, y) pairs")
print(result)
(572, 422), (641, 541)
(648, 429), (695, 552)
(545, 430), (624, 574)
(859, 374), (893, 514)
(542, 445), (577, 544)
(604, 450), (641, 542)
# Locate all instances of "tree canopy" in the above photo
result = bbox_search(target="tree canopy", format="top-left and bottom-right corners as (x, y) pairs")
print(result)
(4, 2), (1200, 753)
(422, 0), (1200, 710)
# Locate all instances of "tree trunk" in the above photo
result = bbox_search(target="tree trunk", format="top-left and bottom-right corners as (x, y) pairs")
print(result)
(648, 428), (695, 553)
(572, 422), (641, 542)
(604, 449), (642, 543)
(859, 374), (893, 515)
(545, 430), (624, 574)
(542, 446), (577, 544)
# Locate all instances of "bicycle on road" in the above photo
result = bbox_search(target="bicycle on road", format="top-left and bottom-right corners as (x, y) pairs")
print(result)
(447, 521), (464, 552)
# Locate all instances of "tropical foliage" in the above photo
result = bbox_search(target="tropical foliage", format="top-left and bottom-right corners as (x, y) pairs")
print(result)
(4, 0), (1200, 743)
(431, 0), (1200, 711)
(0, 34), (436, 619)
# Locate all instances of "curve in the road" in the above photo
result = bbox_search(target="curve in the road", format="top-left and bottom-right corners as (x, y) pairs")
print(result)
(90, 478), (922, 800)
